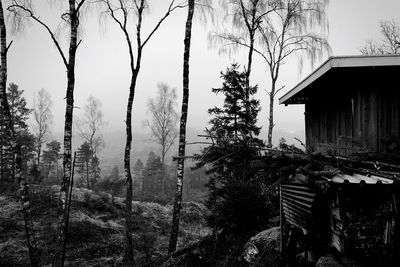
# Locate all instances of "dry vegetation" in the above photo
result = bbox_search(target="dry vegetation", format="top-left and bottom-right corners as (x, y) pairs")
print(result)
(0, 186), (209, 266)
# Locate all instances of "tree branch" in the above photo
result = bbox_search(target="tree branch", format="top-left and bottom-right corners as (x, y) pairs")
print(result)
(141, 0), (186, 48)
(8, 3), (69, 68)
(6, 40), (13, 53)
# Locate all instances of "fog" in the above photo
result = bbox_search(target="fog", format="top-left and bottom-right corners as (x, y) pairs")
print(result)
(8, 0), (400, 143)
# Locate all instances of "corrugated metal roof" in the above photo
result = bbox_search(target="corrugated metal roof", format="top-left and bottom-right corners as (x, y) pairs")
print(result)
(330, 173), (394, 184)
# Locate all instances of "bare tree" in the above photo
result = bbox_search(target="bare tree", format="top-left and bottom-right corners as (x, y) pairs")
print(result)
(97, 0), (185, 263)
(32, 88), (53, 169)
(145, 83), (178, 195)
(256, 0), (329, 147)
(8, 1), (88, 265)
(360, 20), (400, 55)
(76, 96), (105, 189)
(168, 0), (195, 254)
(0, 1), (39, 265)
(76, 96), (105, 156)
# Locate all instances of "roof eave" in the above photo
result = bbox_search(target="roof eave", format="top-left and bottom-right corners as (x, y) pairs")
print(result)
(279, 54), (400, 105)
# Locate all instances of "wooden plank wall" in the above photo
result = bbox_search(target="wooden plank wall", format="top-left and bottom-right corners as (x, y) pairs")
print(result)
(305, 75), (400, 156)
(305, 93), (354, 154)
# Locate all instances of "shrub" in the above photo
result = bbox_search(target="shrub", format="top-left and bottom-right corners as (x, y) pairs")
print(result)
(67, 220), (122, 259)
(82, 191), (114, 213)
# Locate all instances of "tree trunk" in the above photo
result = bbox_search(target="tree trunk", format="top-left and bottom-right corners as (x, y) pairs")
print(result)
(0, 138), (3, 181)
(86, 160), (89, 188)
(56, 158), (59, 178)
(267, 80), (276, 148)
(0, 2), (39, 265)
(161, 149), (165, 195)
(46, 162), (51, 183)
(168, 0), (194, 254)
(55, 1), (79, 266)
(123, 70), (139, 265)
(37, 141), (41, 169)
(62, 151), (76, 264)
(246, 33), (254, 97)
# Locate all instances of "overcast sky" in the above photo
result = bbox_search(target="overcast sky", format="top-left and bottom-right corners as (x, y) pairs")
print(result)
(6, 0), (400, 142)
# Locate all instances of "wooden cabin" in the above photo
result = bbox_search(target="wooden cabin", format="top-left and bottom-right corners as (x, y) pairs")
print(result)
(278, 56), (400, 265)
(279, 55), (400, 156)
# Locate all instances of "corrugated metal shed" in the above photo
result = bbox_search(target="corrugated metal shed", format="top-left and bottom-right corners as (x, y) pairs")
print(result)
(281, 172), (397, 255)
(280, 184), (317, 230)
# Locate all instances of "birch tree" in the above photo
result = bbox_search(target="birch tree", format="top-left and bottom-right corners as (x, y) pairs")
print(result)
(76, 96), (105, 156)
(32, 88), (53, 169)
(210, 0), (278, 99)
(97, 0), (185, 263)
(0, 1), (39, 265)
(168, 0), (212, 254)
(168, 0), (195, 254)
(8, 1), (88, 265)
(256, 0), (329, 147)
(145, 83), (178, 195)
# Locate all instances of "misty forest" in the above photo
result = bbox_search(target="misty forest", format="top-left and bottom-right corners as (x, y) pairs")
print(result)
(2, 0), (400, 266)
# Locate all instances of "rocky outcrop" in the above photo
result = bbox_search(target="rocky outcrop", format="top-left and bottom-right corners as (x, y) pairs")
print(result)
(315, 255), (343, 267)
(242, 226), (280, 265)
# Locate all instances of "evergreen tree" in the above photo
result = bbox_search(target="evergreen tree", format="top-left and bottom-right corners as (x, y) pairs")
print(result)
(7, 83), (31, 131)
(42, 140), (61, 183)
(132, 159), (144, 198)
(196, 64), (269, 234)
(0, 83), (33, 182)
(208, 63), (261, 139)
(76, 142), (92, 188)
(142, 151), (162, 198)
(90, 155), (101, 188)
(96, 166), (124, 203)
(75, 141), (100, 189)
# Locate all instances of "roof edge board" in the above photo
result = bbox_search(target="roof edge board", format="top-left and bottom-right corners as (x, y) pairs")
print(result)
(279, 55), (400, 105)
(279, 57), (333, 104)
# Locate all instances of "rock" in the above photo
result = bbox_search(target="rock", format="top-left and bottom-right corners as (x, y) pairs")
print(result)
(291, 173), (309, 183)
(315, 255), (344, 267)
(242, 227), (280, 264)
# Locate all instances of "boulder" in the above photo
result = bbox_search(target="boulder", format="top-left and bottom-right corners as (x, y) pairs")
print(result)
(315, 255), (344, 267)
(242, 227), (280, 264)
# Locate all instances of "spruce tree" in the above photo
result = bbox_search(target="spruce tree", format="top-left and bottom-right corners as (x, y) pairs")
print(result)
(196, 64), (269, 234)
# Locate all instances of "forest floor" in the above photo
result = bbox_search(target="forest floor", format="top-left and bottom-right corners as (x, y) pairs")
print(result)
(0, 185), (209, 266)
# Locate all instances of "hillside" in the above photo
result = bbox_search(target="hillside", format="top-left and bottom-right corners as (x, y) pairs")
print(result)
(50, 127), (304, 176)
(0, 186), (209, 266)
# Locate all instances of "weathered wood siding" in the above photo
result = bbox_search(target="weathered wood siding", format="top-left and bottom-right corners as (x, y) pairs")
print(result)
(304, 67), (400, 156)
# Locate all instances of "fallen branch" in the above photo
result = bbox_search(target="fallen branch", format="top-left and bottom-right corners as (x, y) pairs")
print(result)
(333, 155), (400, 172)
